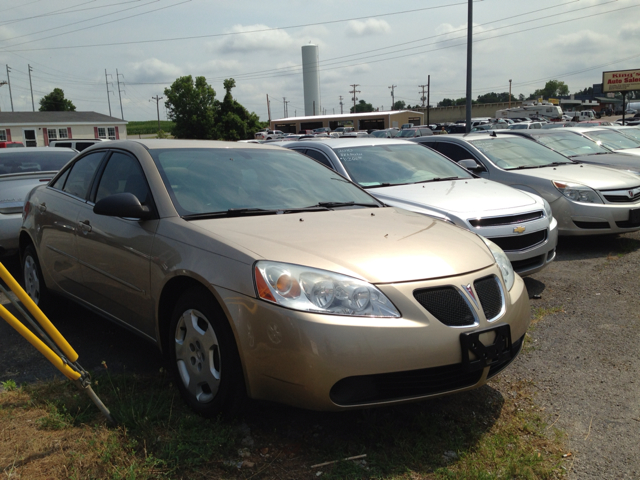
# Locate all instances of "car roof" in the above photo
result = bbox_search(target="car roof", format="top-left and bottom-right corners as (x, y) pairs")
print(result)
(83, 138), (288, 151)
(279, 137), (417, 149)
(0, 146), (76, 154)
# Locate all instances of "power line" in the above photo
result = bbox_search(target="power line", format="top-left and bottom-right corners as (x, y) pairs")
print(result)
(3, 2), (477, 52)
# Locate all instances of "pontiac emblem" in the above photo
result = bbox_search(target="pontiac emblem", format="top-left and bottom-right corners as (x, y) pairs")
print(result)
(462, 284), (479, 308)
(513, 226), (526, 234)
(630, 190), (635, 198)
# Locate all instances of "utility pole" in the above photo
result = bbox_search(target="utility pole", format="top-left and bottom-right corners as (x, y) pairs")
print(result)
(266, 94), (271, 122)
(349, 84), (360, 111)
(509, 79), (512, 109)
(419, 84), (427, 107)
(116, 69), (125, 120)
(150, 95), (163, 131)
(389, 84), (397, 110)
(465, 0), (473, 133)
(427, 75), (431, 125)
(28, 65), (35, 111)
(283, 97), (290, 117)
(105, 69), (113, 117)
(339, 95), (344, 114)
(6, 65), (14, 112)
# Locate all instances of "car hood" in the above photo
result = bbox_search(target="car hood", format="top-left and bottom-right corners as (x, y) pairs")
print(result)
(569, 152), (640, 172)
(508, 163), (640, 189)
(189, 207), (495, 284)
(368, 179), (539, 215)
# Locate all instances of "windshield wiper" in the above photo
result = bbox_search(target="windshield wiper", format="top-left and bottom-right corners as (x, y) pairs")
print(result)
(311, 201), (380, 209)
(183, 208), (280, 219)
(537, 162), (573, 167)
(415, 176), (460, 183)
(363, 182), (394, 189)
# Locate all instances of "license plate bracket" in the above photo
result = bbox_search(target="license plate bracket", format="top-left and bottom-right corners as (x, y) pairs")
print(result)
(629, 208), (640, 226)
(460, 324), (512, 373)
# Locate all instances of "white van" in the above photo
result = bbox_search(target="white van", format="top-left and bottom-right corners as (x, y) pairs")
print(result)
(49, 138), (110, 152)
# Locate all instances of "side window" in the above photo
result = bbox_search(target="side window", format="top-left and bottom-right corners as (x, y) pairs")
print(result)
(61, 152), (105, 199)
(50, 168), (71, 190)
(76, 142), (94, 152)
(95, 151), (151, 205)
(54, 142), (72, 148)
(303, 149), (333, 168)
(431, 142), (476, 162)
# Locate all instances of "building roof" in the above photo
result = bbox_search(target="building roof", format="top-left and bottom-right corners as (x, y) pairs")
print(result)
(0, 111), (127, 126)
(272, 110), (423, 122)
(593, 97), (622, 104)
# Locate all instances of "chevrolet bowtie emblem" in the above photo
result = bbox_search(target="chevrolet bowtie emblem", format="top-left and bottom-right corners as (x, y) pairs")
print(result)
(513, 226), (526, 234)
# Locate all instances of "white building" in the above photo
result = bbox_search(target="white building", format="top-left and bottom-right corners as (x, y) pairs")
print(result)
(0, 111), (127, 147)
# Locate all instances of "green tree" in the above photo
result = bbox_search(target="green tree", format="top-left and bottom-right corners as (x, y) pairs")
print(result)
(438, 97), (472, 107)
(216, 78), (266, 140)
(39, 88), (76, 111)
(529, 80), (570, 100)
(350, 99), (375, 113)
(393, 100), (406, 110)
(476, 92), (511, 103)
(164, 76), (218, 139)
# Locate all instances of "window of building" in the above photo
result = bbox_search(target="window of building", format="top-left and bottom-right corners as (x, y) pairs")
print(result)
(0, 130), (6, 142)
(98, 127), (117, 140)
(48, 128), (58, 140)
(58, 128), (68, 139)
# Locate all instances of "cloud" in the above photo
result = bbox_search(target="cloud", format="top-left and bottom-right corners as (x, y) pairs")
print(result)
(216, 24), (295, 53)
(346, 18), (390, 37)
(127, 58), (183, 83)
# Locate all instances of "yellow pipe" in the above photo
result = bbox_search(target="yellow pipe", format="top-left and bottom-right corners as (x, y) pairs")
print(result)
(0, 303), (80, 381)
(0, 262), (78, 362)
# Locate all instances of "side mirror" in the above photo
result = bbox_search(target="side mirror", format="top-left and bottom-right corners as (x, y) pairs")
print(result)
(94, 192), (152, 220)
(459, 159), (483, 171)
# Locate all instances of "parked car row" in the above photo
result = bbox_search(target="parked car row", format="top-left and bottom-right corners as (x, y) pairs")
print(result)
(7, 125), (640, 420)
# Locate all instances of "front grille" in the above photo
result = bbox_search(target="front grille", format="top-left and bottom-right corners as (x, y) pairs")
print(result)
(330, 335), (525, 406)
(603, 192), (640, 203)
(330, 362), (483, 405)
(488, 230), (547, 251)
(616, 220), (640, 228)
(511, 255), (545, 273)
(469, 211), (544, 227)
(474, 276), (504, 320)
(573, 220), (610, 229)
(413, 287), (475, 326)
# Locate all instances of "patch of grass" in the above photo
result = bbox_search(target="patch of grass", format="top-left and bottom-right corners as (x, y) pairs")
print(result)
(1, 379), (18, 391)
(0, 372), (566, 479)
(127, 120), (174, 135)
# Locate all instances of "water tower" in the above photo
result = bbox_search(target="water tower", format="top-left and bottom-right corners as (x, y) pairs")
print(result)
(301, 44), (321, 116)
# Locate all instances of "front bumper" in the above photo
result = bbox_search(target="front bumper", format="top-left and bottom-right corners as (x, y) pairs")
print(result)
(218, 264), (530, 411)
(551, 196), (640, 235)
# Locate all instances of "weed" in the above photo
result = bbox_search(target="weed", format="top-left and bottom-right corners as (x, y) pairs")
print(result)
(1, 379), (18, 391)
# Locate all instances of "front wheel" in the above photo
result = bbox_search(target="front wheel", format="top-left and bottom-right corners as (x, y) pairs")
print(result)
(169, 288), (245, 417)
(22, 244), (51, 310)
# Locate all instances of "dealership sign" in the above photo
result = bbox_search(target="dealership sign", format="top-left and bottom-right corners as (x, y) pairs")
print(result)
(602, 68), (640, 93)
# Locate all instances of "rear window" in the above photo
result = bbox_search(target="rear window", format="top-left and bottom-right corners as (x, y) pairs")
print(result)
(0, 150), (76, 176)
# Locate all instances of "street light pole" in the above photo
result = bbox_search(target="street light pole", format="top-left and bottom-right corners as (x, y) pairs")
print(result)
(465, 0), (473, 134)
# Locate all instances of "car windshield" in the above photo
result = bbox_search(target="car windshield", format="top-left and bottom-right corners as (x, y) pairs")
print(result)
(333, 144), (472, 187)
(469, 137), (574, 169)
(531, 131), (610, 156)
(612, 127), (640, 143)
(149, 147), (379, 216)
(0, 150), (75, 176)
(585, 129), (640, 150)
(397, 129), (418, 137)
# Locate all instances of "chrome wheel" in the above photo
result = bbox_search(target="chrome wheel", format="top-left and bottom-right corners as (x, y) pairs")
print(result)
(23, 253), (41, 305)
(174, 308), (221, 404)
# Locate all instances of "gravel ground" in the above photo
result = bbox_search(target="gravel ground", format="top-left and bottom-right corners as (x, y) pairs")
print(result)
(1, 231), (639, 479)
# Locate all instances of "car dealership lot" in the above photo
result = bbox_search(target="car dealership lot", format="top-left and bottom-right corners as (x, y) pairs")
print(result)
(2, 229), (639, 478)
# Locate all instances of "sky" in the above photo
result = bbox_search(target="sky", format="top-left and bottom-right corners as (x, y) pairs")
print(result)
(0, 0), (639, 122)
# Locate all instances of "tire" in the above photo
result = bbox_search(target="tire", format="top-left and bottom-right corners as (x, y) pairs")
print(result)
(22, 244), (51, 310)
(169, 288), (245, 417)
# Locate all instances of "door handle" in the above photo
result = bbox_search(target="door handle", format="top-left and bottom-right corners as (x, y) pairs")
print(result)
(78, 220), (92, 233)
(38, 203), (46, 212)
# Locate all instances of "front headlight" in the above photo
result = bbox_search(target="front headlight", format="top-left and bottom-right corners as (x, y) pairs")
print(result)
(480, 237), (515, 291)
(254, 261), (401, 317)
(542, 198), (553, 217)
(552, 181), (603, 204)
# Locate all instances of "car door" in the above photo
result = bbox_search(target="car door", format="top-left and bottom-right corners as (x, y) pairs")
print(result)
(74, 149), (158, 338)
(37, 151), (106, 298)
